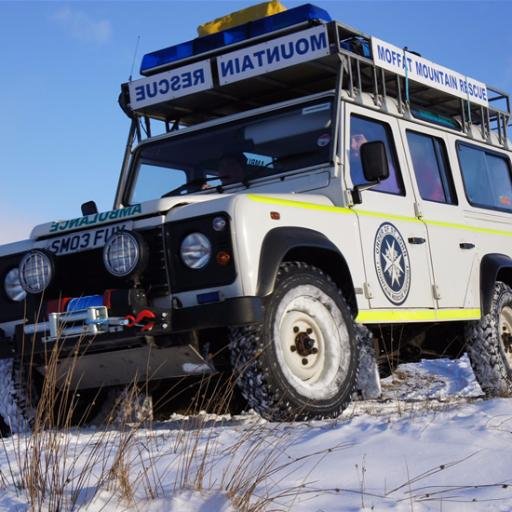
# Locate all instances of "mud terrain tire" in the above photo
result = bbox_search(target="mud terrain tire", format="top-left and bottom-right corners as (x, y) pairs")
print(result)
(230, 262), (359, 421)
(466, 281), (512, 396)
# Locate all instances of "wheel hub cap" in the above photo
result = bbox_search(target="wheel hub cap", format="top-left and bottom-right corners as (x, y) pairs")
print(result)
(293, 330), (317, 357)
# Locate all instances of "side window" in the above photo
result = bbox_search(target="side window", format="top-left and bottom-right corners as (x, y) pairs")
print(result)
(349, 115), (404, 195)
(458, 144), (512, 212)
(406, 131), (457, 204)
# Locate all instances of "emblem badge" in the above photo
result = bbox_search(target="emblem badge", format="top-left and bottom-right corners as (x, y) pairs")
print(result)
(374, 222), (411, 305)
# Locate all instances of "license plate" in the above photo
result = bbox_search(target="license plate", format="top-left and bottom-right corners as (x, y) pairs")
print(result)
(47, 222), (132, 256)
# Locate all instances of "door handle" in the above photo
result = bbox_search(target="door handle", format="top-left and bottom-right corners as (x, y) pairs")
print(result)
(408, 237), (426, 245)
(459, 243), (475, 250)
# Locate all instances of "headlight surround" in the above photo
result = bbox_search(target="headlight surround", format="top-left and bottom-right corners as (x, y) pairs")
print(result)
(19, 250), (54, 294)
(4, 268), (26, 302)
(180, 233), (212, 269)
(103, 230), (146, 277)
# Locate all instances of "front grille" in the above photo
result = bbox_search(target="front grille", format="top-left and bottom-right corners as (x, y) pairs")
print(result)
(142, 227), (169, 297)
(45, 226), (169, 301)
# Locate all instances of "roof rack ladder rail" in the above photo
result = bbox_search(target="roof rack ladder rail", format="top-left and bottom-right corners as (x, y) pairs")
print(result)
(372, 63), (379, 106)
(485, 106), (492, 143)
(380, 68), (388, 112)
(480, 105), (487, 140)
(396, 74), (403, 114)
(460, 98), (467, 133)
(355, 58), (363, 103)
(498, 112), (509, 148)
(347, 55), (354, 98)
(503, 113), (510, 149)
(466, 99), (473, 135)
(503, 117), (510, 149)
(496, 111), (503, 146)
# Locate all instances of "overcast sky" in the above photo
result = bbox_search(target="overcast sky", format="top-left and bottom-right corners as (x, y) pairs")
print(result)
(1, 0), (511, 243)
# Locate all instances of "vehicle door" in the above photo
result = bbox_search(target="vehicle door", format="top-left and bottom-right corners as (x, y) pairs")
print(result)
(344, 105), (435, 309)
(399, 122), (477, 308)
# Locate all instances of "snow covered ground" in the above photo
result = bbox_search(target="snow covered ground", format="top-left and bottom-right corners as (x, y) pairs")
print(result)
(1, 355), (512, 511)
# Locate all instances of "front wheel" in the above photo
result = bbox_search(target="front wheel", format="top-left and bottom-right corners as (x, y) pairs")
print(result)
(230, 262), (359, 421)
(466, 281), (512, 396)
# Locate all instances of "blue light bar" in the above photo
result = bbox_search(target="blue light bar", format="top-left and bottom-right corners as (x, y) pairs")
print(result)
(140, 3), (331, 76)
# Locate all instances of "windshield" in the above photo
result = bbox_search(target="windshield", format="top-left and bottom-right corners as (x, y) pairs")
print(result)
(128, 99), (333, 202)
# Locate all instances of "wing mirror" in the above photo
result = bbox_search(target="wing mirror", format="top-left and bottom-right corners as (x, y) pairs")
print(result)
(353, 141), (389, 204)
(361, 141), (389, 182)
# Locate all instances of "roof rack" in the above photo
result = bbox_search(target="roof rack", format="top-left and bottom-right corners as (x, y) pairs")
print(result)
(335, 23), (510, 148)
(119, 4), (510, 150)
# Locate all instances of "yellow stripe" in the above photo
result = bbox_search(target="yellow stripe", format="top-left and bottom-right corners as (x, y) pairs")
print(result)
(247, 194), (353, 214)
(425, 218), (512, 237)
(248, 195), (420, 223)
(248, 194), (512, 237)
(353, 208), (421, 224)
(355, 308), (481, 324)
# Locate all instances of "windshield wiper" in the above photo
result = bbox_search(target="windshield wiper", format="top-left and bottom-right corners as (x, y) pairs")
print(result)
(161, 177), (225, 198)
(161, 166), (279, 198)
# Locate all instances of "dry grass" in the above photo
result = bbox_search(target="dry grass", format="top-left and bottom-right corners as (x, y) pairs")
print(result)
(0, 334), (348, 512)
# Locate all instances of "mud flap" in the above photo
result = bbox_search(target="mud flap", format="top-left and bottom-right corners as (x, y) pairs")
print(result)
(355, 324), (382, 400)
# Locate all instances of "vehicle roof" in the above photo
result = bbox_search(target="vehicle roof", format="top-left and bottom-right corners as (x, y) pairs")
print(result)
(120, 5), (511, 151)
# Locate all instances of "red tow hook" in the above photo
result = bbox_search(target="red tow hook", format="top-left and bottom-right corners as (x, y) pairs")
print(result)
(124, 309), (157, 332)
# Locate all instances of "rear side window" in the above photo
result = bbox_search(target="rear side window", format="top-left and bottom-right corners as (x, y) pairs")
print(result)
(407, 131), (457, 204)
(349, 115), (404, 195)
(458, 144), (512, 211)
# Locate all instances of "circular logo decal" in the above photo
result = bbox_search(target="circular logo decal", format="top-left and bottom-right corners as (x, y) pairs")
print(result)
(374, 223), (411, 305)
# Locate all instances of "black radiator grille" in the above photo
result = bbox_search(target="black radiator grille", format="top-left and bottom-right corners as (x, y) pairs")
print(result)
(0, 227), (170, 326)
(142, 227), (169, 297)
(46, 226), (169, 300)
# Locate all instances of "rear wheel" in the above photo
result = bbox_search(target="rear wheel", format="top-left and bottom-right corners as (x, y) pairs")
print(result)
(230, 262), (359, 421)
(466, 281), (512, 396)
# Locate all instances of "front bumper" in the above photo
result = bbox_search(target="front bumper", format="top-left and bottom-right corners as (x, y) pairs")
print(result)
(0, 296), (264, 360)
(173, 297), (264, 331)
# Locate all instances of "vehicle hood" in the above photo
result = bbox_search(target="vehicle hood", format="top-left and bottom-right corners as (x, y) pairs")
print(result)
(30, 195), (220, 240)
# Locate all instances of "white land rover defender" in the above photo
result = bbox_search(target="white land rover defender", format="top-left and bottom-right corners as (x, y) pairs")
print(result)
(1, 2), (512, 427)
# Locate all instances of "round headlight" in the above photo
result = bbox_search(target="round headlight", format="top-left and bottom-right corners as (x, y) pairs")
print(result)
(180, 233), (211, 269)
(4, 268), (26, 302)
(19, 250), (54, 294)
(103, 231), (143, 277)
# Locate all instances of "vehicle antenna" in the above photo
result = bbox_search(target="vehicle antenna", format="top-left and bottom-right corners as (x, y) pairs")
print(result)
(129, 35), (141, 82)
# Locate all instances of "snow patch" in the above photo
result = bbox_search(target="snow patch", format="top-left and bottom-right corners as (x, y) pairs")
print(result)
(182, 363), (211, 374)
(1, 356), (511, 512)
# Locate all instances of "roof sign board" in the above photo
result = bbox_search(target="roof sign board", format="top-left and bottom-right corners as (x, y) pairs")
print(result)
(371, 37), (488, 107)
(140, 4), (331, 75)
(217, 25), (330, 86)
(128, 60), (213, 110)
